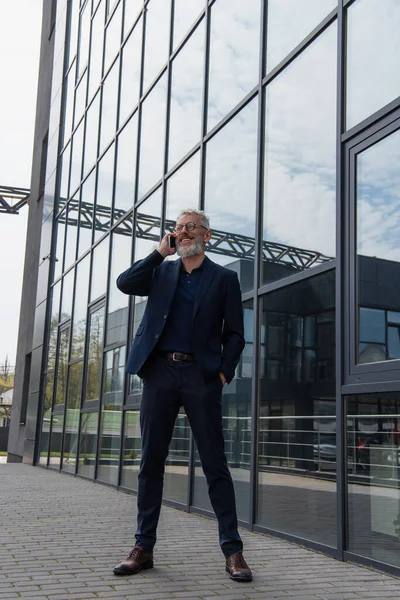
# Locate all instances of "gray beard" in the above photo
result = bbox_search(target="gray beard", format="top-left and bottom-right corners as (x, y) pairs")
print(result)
(176, 238), (203, 257)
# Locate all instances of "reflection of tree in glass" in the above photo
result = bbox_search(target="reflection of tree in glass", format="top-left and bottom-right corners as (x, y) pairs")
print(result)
(85, 309), (104, 401)
(55, 328), (69, 405)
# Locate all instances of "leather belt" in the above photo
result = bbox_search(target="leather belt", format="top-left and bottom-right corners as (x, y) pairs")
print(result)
(161, 351), (195, 362)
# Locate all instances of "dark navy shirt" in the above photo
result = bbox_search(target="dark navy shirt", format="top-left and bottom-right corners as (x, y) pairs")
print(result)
(158, 260), (204, 354)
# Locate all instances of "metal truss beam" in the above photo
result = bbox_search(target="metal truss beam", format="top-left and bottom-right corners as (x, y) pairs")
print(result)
(0, 185), (30, 214)
(59, 200), (332, 270)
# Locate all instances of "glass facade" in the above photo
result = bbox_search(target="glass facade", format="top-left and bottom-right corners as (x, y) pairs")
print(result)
(28, 0), (400, 576)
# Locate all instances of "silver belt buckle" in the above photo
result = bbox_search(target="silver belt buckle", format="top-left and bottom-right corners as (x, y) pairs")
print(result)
(172, 352), (180, 361)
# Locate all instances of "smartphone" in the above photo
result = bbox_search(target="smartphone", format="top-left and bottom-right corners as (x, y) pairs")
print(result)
(168, 235), (176, 249)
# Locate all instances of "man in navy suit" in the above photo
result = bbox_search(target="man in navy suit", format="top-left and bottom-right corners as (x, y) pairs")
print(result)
(113, 209), (252, 582)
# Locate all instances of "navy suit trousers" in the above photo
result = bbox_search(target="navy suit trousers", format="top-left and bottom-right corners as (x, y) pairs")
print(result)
(135, 355), (243, 557)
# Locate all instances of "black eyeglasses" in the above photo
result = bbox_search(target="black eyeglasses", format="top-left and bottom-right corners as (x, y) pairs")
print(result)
(173, 222), (208, 233)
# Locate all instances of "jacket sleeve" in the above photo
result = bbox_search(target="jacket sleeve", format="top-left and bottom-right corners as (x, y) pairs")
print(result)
(116, 249), (164, 296)
(220, 271), (245, 383)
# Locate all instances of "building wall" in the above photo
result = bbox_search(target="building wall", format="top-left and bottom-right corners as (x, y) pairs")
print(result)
(10, 0), (400, 576)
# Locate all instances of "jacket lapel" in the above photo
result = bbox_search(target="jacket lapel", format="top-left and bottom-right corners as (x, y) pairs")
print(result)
(193, 256), (216, 316)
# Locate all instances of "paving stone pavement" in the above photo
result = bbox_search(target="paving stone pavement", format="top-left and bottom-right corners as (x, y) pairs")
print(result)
(1, 464), (400, 600)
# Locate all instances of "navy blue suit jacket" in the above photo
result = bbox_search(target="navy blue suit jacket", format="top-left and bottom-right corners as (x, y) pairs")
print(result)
(116, 250), (245, 383)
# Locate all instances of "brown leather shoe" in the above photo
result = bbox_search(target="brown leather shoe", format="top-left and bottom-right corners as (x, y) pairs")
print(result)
(225, 551), (253, 582)
(113, 546), (154, 575)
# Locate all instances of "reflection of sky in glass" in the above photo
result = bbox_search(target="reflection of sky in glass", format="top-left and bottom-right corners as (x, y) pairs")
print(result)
(168, 22), (205, 169)
(138, 74), (167, 198)
(266, 0), (336, 73)
(347, 0), (400, 129)
(207, 0), (260, 131)
(119, 18), (142, 127)
(124, 0), (143, 39)
(166, 152), (201, 223)
(357, 128), (400, 261)
(91, 237), (110, 301)
(114, 114), (138, 219)
(173, 0), (204, 49)
(142, 0), (171, 92)
(135, 188), (162, 261)
(205, 98), (258, 281)
(263, 24), (337, 259)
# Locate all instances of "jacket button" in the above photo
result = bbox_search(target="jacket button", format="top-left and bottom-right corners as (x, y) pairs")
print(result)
(164, 314), (167, 319)
(155, 334), (159, 339)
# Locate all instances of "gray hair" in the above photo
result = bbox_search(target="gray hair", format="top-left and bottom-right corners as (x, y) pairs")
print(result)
(176, 209), (210, 230)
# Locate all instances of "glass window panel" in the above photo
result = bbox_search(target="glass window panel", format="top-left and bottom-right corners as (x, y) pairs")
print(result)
(388, 311), (400, 325)
(90, 237), (110, 301)
(64, 199), (79, 269)
(97, 346), (125, 484)
(69, 120), (85, 196)
(262, 24), (337, 286)
(168, 23), (204, 169)
(114, 115), (138, 221)
(77, 0), (91, 77)
(62, 361), (83, 472)
(356, 128), (400, 365)
(192, 299), (253, 522)
(142, 0), (171, 92)
(85, 304), (105, 402)
(138, 73), (167, 198)
(123, 0), (142, 39)
(121, 410), (141, 489)
(257, 270), (336, 547)
(83, 92), (100, 175)
(55, 327), (70, 406)
(346, 0), (400, 130)
(78, 412), (99, 477)
(266, 0), (336, 73)
(67, 0), (80, 67)
(54, 211), (67, 280)
(166, 153), (200, 229)
(94, 144), (115, 241)
(99, 58), (120, 152)
(388, 327), (400, 360)
(104, 0), (123, 72)
(63, 61), (76, 144)
(205, 99), (258, 293)
(47, 282), (61, 371)
(347, 393), (400, 568)
(71, 255), (90, 359)
(106, 220), (133, 346)
(38, 371), (54, 465)
(59, 144), (71, 208)
(130, 190), (162, 395)
(173, 0), (204, 49)
(359, 308), (386, 344)
(119, 18), (142, 126)
(78, 170), (95, 256)
(49, 412), (64, 468)
(96, 143), (115, 212)
(60, 268), (74, 322)
(207, 0), (260, 131)
(88, 0), (106, 102)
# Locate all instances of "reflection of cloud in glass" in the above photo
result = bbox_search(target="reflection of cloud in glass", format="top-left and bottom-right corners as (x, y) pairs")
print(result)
(166, 152), (201, 222)
(347, 0), (400, 129)
(207, 0), (260, 130)
(266, 0), (336, 73)
(119, 18), (142, 127)
(168, 22), (205, 169)
(104, 0), (123, 73)
(205, 98), (258, 284)
(124, 0), (143, 39)
(99, 58), (120, 152)
(173, 0), (205, 49)
(142, 0), (171, 91)
(357, 128), (400, 261)
(138, 74), (167, 198)
(263, 24), (337, 259)
(114, 114), (138, 218)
